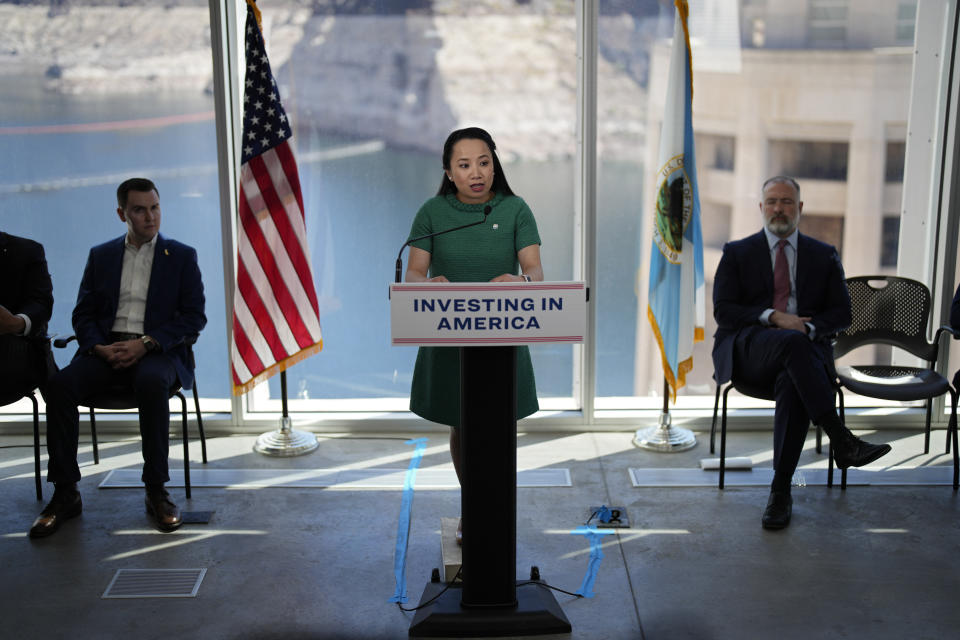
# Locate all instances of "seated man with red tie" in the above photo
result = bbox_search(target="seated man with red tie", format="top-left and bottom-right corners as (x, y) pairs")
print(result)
(712, 176), (891, 530)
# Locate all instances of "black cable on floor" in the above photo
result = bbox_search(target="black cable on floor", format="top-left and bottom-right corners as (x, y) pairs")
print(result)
(396, 566), (463, 612)
(517, 580), (584, 599)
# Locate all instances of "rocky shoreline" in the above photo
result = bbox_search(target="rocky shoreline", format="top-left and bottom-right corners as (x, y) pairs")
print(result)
(0, 3), (652, 159)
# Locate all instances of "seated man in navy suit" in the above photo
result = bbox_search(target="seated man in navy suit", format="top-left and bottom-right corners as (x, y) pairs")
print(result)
(30, 178), (206, 538)
(0, 230), (55, 395)
(713, 176), (890, 530)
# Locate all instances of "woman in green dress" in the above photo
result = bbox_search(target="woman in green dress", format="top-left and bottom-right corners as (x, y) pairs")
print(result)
(404, 127), (543, 544)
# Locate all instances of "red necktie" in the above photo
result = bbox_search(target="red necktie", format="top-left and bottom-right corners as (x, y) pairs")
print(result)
(773, 239), (790, 312)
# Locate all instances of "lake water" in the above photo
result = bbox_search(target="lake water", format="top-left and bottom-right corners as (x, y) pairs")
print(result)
(0, 77), (644, 402)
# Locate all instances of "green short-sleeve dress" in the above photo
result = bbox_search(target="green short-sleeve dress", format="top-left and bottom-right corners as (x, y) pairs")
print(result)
(407, 191), (541, 428)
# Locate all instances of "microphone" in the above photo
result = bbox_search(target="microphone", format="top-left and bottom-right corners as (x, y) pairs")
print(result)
(395, 205), (492, 283)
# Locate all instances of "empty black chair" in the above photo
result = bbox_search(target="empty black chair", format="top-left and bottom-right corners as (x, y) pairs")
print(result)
(50, 335), (207, 498)
(832, 276), (959, 490)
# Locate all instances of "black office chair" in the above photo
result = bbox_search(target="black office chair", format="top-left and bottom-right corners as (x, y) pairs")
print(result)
(50, 335), (207, 499)
(832, 276), (959, 490)
(710, 377), (828, 490)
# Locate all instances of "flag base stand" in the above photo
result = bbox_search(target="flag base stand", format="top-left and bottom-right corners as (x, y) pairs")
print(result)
(633, 379), (696, 452)
(253, 417), (318, 457)
(633, 417), (697, 452)
(253, 372), (318, 457)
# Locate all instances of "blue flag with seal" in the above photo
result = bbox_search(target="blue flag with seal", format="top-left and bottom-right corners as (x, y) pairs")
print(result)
(647, 0), (705, 402)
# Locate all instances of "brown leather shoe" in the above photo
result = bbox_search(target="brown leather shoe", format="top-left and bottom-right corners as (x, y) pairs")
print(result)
(145, 488), (182, 532)
(29, 487), (82, 539)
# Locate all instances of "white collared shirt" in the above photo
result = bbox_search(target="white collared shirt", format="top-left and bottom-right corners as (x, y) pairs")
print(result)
(111, 234), (157, 334)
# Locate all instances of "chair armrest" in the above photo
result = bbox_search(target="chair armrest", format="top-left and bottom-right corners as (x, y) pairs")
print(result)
(935, 325), (960, 349)
(939, 325), (960, 340)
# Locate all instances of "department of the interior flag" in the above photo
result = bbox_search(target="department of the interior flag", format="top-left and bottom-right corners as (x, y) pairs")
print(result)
(647, 0), (705, 402)
(230, 0), (323, 395)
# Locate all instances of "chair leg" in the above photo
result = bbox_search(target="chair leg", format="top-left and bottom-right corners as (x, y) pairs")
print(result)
(32, 393), (42, 501)
(89, 407), (99, 465)
(838, 389), (847, 490)
(815, 424), (822, 454)
(710, 384), (720, 454)
(192, 381), (207, 464)
(828, 442), (834, 488)
(924, 399), (932, 455)
(945, 396), (952, 455)
(720, 383), (733, 490)
(177, 392), (191, 500)
(829, 388), (845, 489)
(950, 388), (959, 491)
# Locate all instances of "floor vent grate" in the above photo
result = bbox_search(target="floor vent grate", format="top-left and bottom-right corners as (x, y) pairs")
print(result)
(102, 568), (206, 599)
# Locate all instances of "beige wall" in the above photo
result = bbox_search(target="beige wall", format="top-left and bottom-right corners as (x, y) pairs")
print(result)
(634, 43), (913, 396)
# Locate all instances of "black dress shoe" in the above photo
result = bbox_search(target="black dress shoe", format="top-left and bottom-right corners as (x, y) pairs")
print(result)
(833, 436), (892, 470)
(761, 491), (792, 530)
(145, 488), (182, 532)
(29, 488), (82, 538)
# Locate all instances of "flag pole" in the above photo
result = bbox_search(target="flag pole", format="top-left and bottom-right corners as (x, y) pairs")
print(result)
(633, 377), (696, 452)
(233, 0), (323, 453)
(253, 370), (319, 456)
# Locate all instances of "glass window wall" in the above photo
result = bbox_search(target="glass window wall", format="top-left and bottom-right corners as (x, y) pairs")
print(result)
(3, 0), (958, 430)
(0, 1), (227, 402)
(595, 0), (924, 414)
(243, 1), (578, 414)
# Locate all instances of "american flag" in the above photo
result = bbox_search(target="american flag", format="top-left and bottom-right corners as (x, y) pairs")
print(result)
(231, 0), (323, 395)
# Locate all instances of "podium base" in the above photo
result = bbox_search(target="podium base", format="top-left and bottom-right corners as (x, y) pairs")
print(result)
(408, 580), (571, 637)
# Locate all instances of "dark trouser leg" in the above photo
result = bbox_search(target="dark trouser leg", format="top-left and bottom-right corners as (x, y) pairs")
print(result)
(132, 354), (177, 487)
(43, 354), (118, 484)
(772, 370), (810, 486)
(734, 329), (837, 484)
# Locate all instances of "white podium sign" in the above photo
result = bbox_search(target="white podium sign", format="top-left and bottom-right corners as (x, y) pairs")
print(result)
(390, 281), (587, 347)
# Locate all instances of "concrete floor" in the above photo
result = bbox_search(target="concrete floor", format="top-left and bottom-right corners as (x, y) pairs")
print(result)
(1, 427), (959, 640)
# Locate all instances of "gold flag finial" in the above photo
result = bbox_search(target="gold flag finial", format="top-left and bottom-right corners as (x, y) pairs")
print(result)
(246, 0), (262, 31)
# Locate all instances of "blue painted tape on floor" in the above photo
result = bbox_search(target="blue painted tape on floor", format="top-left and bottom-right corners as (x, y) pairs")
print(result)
(571, 525), (616, 598)
(389, 437), (428, 604)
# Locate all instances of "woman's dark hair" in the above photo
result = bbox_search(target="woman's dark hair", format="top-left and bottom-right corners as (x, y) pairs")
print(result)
(436, 127), (515, 197)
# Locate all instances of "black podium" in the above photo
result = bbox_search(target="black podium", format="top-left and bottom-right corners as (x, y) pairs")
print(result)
(390, 281), (586, 637)
(408, 346), (571, 637)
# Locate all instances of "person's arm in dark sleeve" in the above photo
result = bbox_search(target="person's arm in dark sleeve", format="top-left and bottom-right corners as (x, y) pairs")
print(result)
(4, 241), (54, 338)
(72, 249), (110, 353)
(148, 247), (206, 350)
(951, 283), (960, 330)
(713, 243), (768, 331)
(809, 248), (851, 339)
